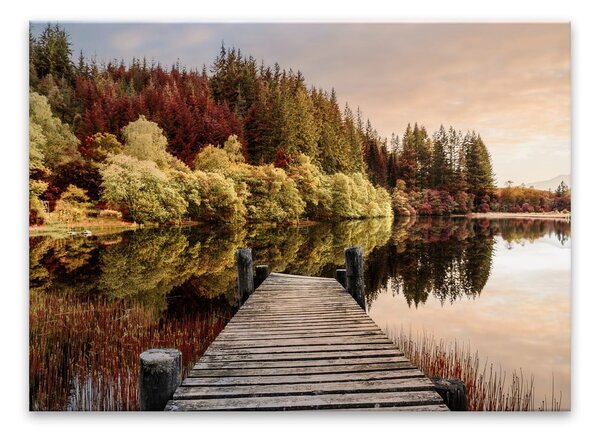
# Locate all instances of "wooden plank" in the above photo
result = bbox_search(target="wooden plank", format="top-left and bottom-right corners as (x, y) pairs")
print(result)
(165, 390), (443, 411)
(166, 271), (448, 411)
(266, 273), (336, 280)
(225, 319), (379, 330)
(224, 317), (380, 326)
(200, 350), (404, 362)
(221, 325), (382, 333)
(173, 377), (436, 399)
(193, 356), (410, 369)
(223, 319), (381, 328)
(230, 314), (367, 321)
(181, 369), (427, 386)
(208, 337), (394, 349)
(344, 404), (449, 411)
(219, 325), (383, 335)
(216, 330), (385, 340)
(187, 362), (416, 377)
(202, 344), (400, 355)
(235, 305), (362, 312)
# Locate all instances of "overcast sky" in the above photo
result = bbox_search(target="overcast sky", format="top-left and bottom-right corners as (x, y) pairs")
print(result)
(31, 22), (571, 185)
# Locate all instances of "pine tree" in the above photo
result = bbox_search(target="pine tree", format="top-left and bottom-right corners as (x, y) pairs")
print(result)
(431, 125), (451, 189)
(30, 23), (75, 84)
(398, 123), (418, 190)
(414, 124), (432, 189)
(465, 132), (495, 198)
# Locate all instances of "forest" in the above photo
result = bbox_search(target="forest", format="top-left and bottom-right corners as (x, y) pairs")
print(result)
(29, 24), (569, 227)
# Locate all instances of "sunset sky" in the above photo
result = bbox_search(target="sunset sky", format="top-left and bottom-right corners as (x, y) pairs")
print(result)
(31, 22), (571, 186)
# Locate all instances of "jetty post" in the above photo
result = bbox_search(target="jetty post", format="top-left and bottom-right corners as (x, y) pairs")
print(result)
(236, 248), (254, 304)
(335, 268), (347, 288)
(431, 378), (468, 411)
(255, 264), (270, 289)
(345, 246), (366, 310)
(139, 348), (182, 411)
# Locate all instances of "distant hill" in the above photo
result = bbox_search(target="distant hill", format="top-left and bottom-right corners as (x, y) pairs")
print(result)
(524, 174), (571, 191)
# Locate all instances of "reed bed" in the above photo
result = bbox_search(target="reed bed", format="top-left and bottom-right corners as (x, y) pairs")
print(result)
(388, 328), (562, 411)
(29, 291), (229, 411)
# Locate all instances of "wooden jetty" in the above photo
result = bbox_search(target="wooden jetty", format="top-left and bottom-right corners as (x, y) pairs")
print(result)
(158, 247), (449, 411)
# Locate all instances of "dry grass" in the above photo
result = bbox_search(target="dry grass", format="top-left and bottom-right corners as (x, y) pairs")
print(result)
(29, 291), (229, 411)
(388, 328), (562, 411)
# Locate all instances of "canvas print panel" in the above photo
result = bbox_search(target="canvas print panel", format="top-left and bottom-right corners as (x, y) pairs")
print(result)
(29, 22), (570, 411)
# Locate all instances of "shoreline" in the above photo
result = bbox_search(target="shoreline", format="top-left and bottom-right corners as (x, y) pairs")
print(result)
(464, 212), (570, 220)
(28, 220), (201, 237)
(29, 211), (572, 236)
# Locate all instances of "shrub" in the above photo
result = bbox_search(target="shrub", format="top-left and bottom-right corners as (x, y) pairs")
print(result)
(98, 209), (123, 220)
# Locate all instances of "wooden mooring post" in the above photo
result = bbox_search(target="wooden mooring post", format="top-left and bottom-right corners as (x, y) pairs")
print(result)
(255, 264), (270, 289)
(345, 246), (366, 310)
(139, 349), (182, 411)
(236, 248), (254, 304)
(431, 378), (468, 411)
(335, 268), (347, 288)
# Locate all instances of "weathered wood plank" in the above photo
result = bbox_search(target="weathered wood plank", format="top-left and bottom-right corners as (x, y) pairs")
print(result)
(165, 390), (443, 410)
(219, 325), (383, 335)
(200, 350), (404, 362)
(343, 404), (449, 411)
(194, 356), (410, 369)
(187, 362), (416, 377)
(230, 314), (368, 323)
(216, 330), (385, 340)
(208, 336), (394, 349)
(173, 377), (435, 399)
(166, 271), (447, 411)
(237, 306), (360, 314)
(225, 318), (379, 326)
(181, 369), (427, 386)
(202, 343), (400, 356)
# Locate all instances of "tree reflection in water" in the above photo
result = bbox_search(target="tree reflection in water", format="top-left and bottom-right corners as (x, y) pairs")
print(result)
(364, 217), (570, 308)
(29, 216), (569, 409)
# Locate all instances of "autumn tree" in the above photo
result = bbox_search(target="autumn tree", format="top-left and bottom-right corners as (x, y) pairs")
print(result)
(29, 91), (80, 169)
(100, 154), (187, 223)
(53, 184), (91, 224)
(465, 133), (495, 200)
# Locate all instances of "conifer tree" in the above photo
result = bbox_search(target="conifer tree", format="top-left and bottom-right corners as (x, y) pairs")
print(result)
(398, 123), (418, 190)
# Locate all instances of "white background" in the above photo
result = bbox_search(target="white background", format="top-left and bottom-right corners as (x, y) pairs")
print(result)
(2, 0), (595, 436)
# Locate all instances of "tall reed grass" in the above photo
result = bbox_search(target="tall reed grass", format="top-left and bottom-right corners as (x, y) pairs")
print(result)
(387, 328), (562, 411)
(29, 291), (229, 411)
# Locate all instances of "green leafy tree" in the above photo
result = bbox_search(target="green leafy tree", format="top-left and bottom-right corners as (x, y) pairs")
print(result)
(121, 116), (171, 169)
(239, 164), (305, 223)
(286, 154), (326, 218)
(81, 132), (123, 162)
(101, 154), (187, 223)
(29, 91), (80, 169)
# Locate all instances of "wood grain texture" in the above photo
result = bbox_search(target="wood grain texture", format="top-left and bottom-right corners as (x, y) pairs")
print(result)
(166, 272), (447, 411)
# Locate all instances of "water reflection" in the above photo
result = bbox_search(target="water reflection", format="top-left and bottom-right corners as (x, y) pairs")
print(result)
(364, 218), (570, 308)
(29, 216), (570, 410)
(366, 217), (571, 410)
(29, 218), (395, 409)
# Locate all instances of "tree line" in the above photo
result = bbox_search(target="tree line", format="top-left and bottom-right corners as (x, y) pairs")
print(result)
(30, 24), (566, 226)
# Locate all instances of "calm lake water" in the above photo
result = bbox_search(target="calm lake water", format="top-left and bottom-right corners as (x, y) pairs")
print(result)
(29, 216), (570, 410)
